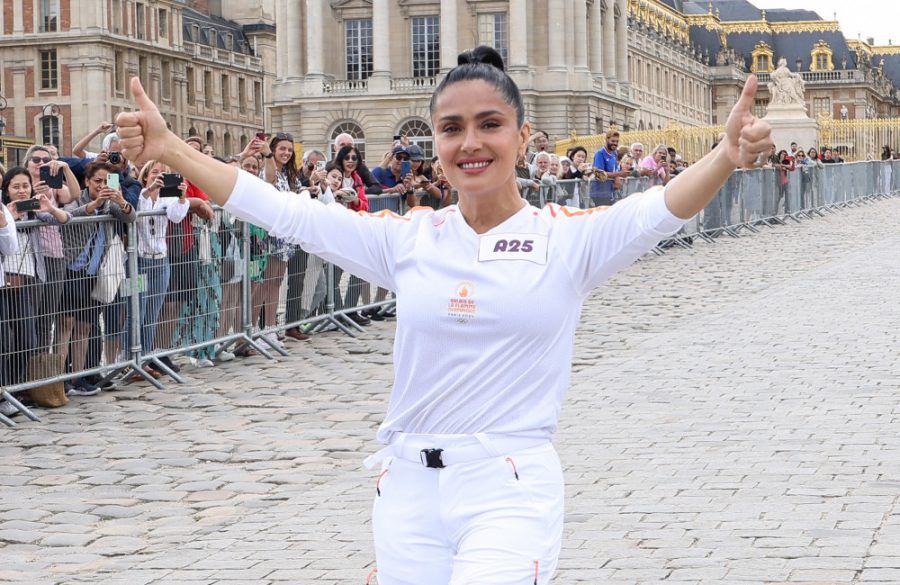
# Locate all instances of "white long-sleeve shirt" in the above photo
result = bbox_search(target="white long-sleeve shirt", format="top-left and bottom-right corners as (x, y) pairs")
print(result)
(225, 170), (687, 443)
(0, 206), (19, 287)
(137, 190), (190, 258)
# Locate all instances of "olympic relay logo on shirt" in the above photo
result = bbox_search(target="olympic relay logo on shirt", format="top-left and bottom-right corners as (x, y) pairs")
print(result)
(448, 282), (477, 324)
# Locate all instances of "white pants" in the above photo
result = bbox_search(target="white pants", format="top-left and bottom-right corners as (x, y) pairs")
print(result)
(370, 434), (564, 584)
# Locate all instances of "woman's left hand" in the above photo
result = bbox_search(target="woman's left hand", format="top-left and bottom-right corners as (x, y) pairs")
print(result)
(722, 75), (773, 169)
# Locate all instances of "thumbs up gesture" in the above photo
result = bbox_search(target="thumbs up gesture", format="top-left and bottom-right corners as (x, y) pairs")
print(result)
(115, 78), (171, 166)
(723, 75), (773, 169)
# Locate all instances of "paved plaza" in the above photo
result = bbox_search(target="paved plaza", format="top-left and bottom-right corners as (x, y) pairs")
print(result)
(2, 199), (900, 585)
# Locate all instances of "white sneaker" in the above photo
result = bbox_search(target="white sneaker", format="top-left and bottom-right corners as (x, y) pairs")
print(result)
(0, 401), (17, 417)
(217, 350), (235, 362)
(264, 332), (284, 349)
(196, 358), (215, 368)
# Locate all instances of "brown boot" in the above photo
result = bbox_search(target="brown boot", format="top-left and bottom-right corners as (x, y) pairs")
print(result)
(284, 327), (310, 341)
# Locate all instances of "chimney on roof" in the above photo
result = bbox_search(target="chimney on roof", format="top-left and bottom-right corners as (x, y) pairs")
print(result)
(867, 37), (875, 46)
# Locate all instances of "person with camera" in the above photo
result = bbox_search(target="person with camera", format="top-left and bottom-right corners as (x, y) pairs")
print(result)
(0, 167), (71, 387)
(133, 160), (190, 378)
(61, 133), (142, 207)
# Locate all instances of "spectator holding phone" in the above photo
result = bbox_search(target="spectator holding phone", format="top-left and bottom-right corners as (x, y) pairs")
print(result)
(134, 161), (189, 375)
(333, 133), (382, 195)
(332, 145), (375, 324)
(406, 145), (442, 210)
(0, 167), (70, 387)
(54, 161), (134, 395)
(25, 145), (80, 351)
(373, 146), (415, 204)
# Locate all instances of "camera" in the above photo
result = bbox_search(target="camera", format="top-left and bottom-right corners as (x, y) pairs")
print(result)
(15, 198), (40, 213)
(108, 152), (122, 165)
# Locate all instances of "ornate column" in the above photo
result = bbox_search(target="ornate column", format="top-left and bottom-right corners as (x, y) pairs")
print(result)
(509, 0), (529, 71)
(372, 0), (391, 78)
(590, 0), (604, 77)
(602, 0), (616, 78)
(616, 0), (629, 83)
(548, 0), (566, 71)
(574, 0), (589, 72)
(440, 0), (458, 72)
(284, 0), (302, 78)
(305, 0), (324, 76)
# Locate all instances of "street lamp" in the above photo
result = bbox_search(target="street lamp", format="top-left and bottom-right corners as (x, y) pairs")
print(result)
(41, 103), (60, 147)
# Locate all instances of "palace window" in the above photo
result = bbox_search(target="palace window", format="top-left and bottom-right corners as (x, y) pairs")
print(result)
(411, 16), (440, 78)
(397, 119), (434, 159)
(813, 97), (831, 117)
(114, 51), (125, 93)
(810, 40), (834, 72)
(330, 121), (366, 161)
(751, 41), (774, 73)
(40, 0), (59, 32)
(40, 49), (58, 90)
(477, 13), (508, 63)
(186, 66), (196, 105)
(41, 115), (59, 147)
(345, 19), (373, 80)
(135, 2), (146, 40)
(158, 9), (168, 38)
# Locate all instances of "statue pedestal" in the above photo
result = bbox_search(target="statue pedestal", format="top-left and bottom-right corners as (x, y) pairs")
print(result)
(763, 104), (819, 153)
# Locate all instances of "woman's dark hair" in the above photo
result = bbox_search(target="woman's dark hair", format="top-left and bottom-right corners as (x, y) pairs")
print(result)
(1, 166), (32, 204)
(85, 160), (116, 180)
(335, 145), (361, 175)
(567, 146), (587, 161)
(269, 135), (300, 190)
(430, 46), (525, 127)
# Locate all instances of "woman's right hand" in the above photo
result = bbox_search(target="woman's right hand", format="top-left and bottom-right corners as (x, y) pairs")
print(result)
(33, 180), (51, 197)
(116, 78), (174, 166)
(6, 201), (23, 221)
(146, 176), (164, 198)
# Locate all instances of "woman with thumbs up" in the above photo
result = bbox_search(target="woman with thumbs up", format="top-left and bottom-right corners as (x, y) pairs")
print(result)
(115, 46), (773, 584)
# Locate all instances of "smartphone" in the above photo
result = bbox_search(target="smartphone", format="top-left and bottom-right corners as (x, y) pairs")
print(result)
(159, 173), (184, 197)
(255, 132), (267, 142)
(106, 173), (120, 190)
(39, 165), (64, 189)
(15, 198), (40, 213)
(393, 134), (402, 141)
(401, 160), (411, 177)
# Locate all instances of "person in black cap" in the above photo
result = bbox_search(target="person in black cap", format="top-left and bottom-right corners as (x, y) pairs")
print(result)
(372, 145), (414, 199)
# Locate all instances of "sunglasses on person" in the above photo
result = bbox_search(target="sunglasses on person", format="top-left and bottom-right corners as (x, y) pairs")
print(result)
(273, 132), (294, 142)
(394, 154), (410, 161)
(31, 156), (51, 164)
(345, 155), (358, 162)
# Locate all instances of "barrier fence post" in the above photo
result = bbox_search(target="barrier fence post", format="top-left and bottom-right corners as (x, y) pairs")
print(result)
(122, 220), (164, 388)
(236, 218), (274, 359)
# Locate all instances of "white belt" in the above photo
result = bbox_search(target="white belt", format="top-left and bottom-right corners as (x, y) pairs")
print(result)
(140, 252), (167, 260)
(363, 432), (548, 470)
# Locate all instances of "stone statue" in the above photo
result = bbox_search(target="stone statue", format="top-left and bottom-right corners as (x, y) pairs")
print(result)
(767, 58), (806, 107)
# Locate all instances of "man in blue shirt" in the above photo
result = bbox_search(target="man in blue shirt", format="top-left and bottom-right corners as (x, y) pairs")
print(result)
(590, 129), (627, 206)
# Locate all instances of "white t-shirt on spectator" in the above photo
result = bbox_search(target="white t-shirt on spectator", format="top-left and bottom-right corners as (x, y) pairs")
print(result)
(225, 170), (687, 443)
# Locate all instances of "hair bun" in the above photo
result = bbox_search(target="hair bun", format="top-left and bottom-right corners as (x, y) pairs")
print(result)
(457, 46), (506, 72)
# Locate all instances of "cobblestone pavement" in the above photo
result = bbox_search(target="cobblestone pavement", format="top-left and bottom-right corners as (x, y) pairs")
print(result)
(2, 199), (900, 585)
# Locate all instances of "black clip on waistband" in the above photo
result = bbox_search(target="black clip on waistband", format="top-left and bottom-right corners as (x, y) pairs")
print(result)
(420, 448), (445, 469)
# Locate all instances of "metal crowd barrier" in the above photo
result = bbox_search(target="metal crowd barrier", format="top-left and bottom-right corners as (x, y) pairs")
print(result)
(1, 161), (897, 425)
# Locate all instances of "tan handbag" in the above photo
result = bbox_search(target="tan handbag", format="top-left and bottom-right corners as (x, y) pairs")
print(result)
(25, 353), (68, 408)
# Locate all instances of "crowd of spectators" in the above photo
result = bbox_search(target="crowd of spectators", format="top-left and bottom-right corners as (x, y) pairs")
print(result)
(0, 121), (890, 410)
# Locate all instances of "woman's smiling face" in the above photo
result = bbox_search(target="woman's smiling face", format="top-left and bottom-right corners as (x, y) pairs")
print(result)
(432, 79), (528, 200)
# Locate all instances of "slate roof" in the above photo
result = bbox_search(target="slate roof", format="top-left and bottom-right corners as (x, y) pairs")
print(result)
(182, 8), (252, 54)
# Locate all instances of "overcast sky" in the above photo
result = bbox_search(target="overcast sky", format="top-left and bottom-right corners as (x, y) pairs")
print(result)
(751, 0), (898, 46)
